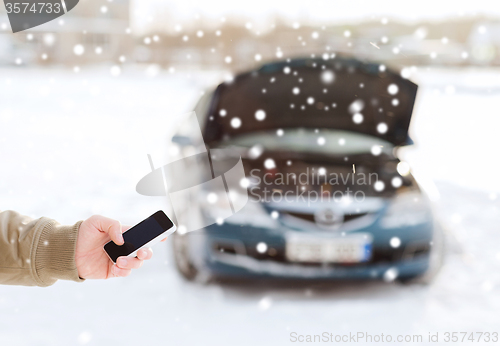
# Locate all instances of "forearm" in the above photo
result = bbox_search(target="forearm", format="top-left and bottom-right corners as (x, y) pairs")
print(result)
(0, 210), (84, 287)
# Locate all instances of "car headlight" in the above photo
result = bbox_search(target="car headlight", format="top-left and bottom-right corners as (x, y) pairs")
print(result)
(380, 191), (432, 229)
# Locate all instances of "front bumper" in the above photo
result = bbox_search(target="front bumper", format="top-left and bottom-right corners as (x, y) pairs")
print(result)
(206, 250), (430, 280)
(202, 228), (432, 280)
(197, 203), (435, 281)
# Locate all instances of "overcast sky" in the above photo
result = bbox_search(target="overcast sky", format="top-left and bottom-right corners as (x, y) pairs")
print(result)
(132, 0), (500, 32)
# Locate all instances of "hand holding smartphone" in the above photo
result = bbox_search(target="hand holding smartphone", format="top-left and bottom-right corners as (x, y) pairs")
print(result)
(104, 211), (176, 263)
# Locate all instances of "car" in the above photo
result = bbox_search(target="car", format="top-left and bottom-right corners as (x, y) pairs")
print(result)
(166, 56), (443, 283)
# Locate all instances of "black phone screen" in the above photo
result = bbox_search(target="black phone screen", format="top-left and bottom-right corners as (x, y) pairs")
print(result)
(104, 211), (173, 262)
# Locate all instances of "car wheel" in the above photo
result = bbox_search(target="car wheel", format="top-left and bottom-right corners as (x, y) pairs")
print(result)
(397, 222), (445, 285)
(172, 232), (199, 281)
(397, 274), (426, 284)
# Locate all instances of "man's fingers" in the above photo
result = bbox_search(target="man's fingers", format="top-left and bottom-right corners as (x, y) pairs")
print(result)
(111, 265), (131, 277)
(116, 256), (144, 270)
(109, 249), (151, 278)
(89, 215), (124, 245)
(137, 248), (153, 260)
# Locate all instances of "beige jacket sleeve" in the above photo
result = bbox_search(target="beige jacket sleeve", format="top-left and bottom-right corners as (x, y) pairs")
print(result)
(0, 210), (85, 287)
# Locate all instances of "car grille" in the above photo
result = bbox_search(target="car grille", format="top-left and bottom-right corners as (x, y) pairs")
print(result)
(284, 211), (369, 224)
(213, 241), (430, 267)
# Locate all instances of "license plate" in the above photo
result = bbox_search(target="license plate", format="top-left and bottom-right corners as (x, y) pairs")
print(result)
(285, 233), (372, 263)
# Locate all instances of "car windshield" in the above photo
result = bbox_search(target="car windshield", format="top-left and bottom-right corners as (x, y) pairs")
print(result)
(222, 128), (394, 156)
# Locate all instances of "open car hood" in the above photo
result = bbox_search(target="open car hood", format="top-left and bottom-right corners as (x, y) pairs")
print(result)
(203, 57), (418, 146)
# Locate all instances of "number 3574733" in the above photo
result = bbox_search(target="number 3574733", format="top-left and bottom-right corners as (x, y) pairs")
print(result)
(5, 2), (62, 14)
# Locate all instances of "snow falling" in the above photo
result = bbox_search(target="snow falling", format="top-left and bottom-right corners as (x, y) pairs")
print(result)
(2, 7), (500, 345)
(254, 109), (266, 121)
(230, 117), (241, 128)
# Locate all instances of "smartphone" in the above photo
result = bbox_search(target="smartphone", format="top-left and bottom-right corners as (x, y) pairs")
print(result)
(104, 211), (176, 263)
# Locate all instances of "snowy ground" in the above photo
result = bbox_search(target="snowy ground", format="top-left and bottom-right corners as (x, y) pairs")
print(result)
(0, 65), (499, 346)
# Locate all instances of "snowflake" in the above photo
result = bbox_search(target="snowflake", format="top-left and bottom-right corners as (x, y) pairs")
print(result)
(377, 122), (388, 134)
(240, 178), (250, 188)
(370, 145), (382, 156)
(73, 44), (84, 56)
(78, 331), (92, 345)
(383, 268), (398, 282)
(374, 181), (385, 192)
(258, 296), (272, 310)
(353, 113), (363, 124)
(348, 99), (364, 114)
(390, 237), (401, 248)
(207, 192), (218, 204)
(321, 70), (335, 84)
(230, 117), (241, 128)
(387, 84), (398, 95)
(255, 110), (266, 121)
(110, 65), (121, 77)
(249, 145), (263, 159)
(264, 158), (276, 169)
(391, 177), (403, 188)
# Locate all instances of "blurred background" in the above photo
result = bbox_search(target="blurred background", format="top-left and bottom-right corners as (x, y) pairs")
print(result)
(1, 0), (500, 345)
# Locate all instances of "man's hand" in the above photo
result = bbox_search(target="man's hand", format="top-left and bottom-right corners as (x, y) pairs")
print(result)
(75, 215), (154, 279)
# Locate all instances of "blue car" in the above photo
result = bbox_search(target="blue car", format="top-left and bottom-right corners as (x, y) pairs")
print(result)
(168, 57), (443, 283)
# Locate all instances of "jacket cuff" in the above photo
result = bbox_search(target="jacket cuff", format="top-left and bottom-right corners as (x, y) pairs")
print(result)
(31, 219), (85, 287)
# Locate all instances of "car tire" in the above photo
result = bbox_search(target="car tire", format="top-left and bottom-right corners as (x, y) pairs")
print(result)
(172, 232), (199, 281)
(397, 274), (426, 284)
